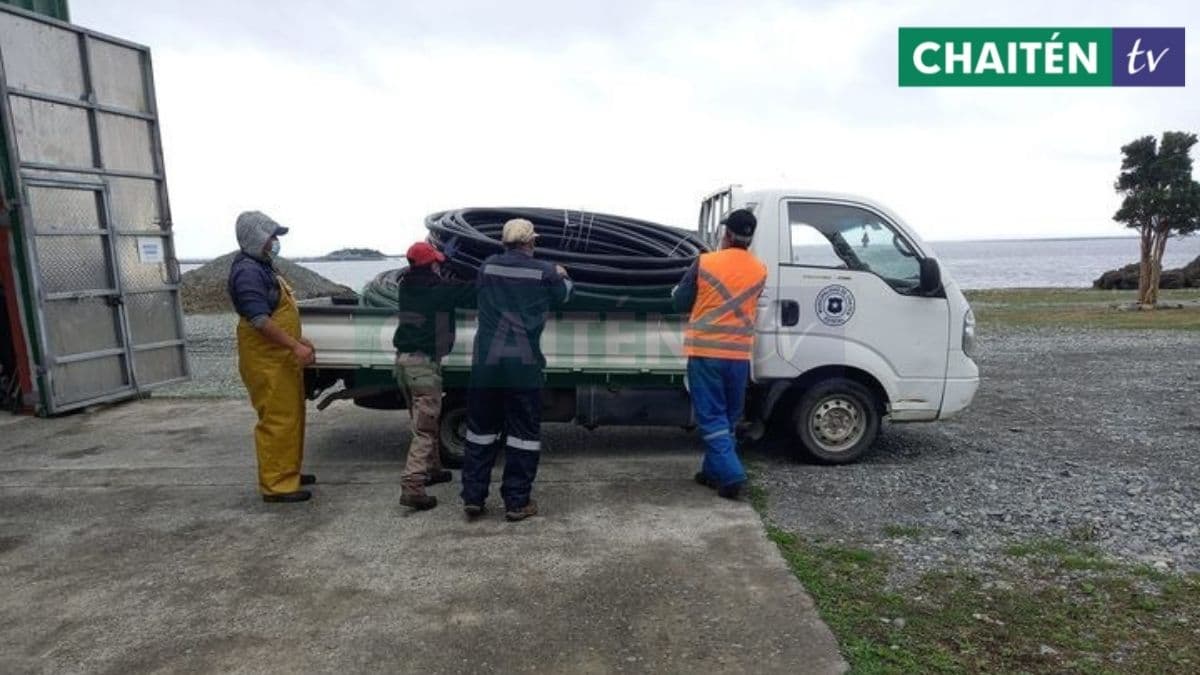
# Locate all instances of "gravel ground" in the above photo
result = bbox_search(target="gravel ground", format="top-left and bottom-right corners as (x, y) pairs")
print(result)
(757, 326), (1200, 583)
(165, 313), (1199, 580)
(156, 314), (243, 398)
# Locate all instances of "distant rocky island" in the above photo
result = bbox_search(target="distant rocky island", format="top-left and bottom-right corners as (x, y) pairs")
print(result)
(179, 248), (393, 265)
(320, 248), (388, 261)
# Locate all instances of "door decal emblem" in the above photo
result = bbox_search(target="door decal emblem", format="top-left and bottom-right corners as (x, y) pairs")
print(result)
(815, 285), (856, 326)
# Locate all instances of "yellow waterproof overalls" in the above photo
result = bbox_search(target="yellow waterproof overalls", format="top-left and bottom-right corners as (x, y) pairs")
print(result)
(237, 276), (306, 495)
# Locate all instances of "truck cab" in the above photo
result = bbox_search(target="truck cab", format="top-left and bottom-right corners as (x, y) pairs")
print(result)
(699, 186), (979, 460)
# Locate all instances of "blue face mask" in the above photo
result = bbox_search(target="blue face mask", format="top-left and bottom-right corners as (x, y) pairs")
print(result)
(269, 239), (281, 258)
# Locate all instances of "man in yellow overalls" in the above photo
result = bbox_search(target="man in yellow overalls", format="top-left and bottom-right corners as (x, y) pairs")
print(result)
(228, 211), (317, 503)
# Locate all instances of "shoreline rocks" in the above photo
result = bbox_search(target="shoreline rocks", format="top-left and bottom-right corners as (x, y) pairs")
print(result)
(1093, 254), (1200, 290)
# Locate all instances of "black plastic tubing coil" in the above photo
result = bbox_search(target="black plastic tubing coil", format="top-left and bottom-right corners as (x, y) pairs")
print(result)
(418, 207), (710, 312)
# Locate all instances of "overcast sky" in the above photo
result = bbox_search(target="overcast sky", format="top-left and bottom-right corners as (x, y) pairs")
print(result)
(72, 0), (1199, 258)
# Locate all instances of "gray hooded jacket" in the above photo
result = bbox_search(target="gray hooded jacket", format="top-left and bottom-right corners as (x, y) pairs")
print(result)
(229, 211), (288, 327)
(236, 210), (288, 258)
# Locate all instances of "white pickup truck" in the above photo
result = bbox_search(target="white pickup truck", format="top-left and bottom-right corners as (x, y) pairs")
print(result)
(301, 186), (980, 465)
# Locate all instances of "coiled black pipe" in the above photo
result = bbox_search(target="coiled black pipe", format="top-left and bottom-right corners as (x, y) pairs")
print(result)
(362, 207), (708, 313)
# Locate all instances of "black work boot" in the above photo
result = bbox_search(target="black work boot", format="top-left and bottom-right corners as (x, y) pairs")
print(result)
(694, 472), (718, 490)
(300, 474), (317, 486)
(400, 492), (438, 511)
(263, 490), (311, 503)
(505, 500), (539, 522)
(717, 482), (744, 500)
(463, 503), (487, 519)
(425, 470), (453, 486)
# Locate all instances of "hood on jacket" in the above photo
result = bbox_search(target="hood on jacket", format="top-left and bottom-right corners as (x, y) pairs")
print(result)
(235, 211), (289, 258)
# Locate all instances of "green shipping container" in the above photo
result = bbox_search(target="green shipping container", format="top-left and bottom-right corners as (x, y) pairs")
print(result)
(0, 0), (68, 22)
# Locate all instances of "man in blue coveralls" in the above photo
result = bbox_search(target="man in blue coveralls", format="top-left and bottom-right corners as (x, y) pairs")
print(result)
(460, 218), (573, 522)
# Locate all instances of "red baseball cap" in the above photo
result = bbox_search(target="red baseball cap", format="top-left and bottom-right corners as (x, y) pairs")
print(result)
(406, 241), (446, 267)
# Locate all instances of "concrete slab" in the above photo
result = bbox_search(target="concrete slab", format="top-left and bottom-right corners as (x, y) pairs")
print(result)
(0, 411), (30, 428)
(0, 399), (845, 674)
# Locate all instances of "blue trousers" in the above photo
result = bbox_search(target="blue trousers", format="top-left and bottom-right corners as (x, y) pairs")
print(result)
(460, 372), (542, 511)
(688, 357), (749, 488)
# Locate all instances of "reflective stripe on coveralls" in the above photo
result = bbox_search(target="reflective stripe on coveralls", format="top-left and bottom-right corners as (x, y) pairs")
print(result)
(460, 384), (543, 510)
(237, 277), (306, 495)
(683, 249), (767, 360)
(505, 436), (541, 451)
(465, 430), (499, 445)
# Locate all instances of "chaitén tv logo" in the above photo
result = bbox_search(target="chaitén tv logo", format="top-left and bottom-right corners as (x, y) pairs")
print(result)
(899, 27), (1185, 86)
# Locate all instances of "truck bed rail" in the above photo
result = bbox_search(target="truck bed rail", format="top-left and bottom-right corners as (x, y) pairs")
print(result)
(299, 303), (690, 379)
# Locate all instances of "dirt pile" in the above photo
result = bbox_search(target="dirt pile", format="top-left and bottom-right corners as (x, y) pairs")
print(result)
(1093, 254), (1200, 290)
(182, 252), (352, 313)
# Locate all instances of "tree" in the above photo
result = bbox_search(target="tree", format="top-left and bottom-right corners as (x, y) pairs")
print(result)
(1113, 131), (1200, 306)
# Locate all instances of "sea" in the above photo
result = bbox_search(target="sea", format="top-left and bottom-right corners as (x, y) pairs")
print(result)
(181, 237), (1200, 293)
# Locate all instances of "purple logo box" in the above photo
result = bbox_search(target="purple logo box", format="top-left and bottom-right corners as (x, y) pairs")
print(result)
(1112, 28), (1185, 86)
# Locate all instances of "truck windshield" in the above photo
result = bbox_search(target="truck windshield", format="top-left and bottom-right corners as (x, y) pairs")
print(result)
(786, 202), (923, 293)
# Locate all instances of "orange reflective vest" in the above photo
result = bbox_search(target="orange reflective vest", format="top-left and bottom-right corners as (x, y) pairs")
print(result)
(684, 248), (767, 360)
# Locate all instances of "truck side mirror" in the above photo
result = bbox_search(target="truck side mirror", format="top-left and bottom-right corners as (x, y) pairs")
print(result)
(919, 258), (943, 295)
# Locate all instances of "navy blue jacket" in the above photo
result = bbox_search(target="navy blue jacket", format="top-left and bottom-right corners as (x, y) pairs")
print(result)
(393, 266), (475, 360)
(671, 259), (700, 314)
(227, 253), (280, 327)
(472, 249), (572, 383)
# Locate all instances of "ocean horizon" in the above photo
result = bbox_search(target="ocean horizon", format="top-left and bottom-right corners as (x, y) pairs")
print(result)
(181, 235), (1200, 292)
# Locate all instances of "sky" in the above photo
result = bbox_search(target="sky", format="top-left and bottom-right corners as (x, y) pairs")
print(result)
(70, 0), (1200, 258)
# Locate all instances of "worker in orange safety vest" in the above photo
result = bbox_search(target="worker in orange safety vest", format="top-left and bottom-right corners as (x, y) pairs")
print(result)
(671, 208), (767, 499)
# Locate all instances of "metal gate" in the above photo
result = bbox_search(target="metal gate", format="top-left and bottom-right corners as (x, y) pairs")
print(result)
(0, 5), (188, 413)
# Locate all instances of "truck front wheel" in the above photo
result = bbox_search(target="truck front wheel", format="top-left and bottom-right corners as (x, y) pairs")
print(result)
(438, 396), (468, 469)
(793, 378), (880, 464)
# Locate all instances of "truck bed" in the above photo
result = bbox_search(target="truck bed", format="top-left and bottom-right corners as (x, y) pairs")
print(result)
(300, 301), (689, 385)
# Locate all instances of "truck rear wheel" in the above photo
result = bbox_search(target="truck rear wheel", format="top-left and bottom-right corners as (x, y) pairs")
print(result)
(793, 378), (880, 464)
(438, 396), (468, 469)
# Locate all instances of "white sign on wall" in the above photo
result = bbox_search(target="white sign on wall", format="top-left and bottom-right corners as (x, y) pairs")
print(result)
(137, 237), (164, 264)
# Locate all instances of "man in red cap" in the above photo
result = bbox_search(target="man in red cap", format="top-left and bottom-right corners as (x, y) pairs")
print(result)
(393, 241), (473, 510)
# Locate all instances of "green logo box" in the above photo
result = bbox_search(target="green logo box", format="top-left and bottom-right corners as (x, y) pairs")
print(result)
(899, 28), (1113, 86)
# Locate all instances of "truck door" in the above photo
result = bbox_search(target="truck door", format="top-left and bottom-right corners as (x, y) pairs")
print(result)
(0, 7), (189, 413)
(773, 199), (949, 418)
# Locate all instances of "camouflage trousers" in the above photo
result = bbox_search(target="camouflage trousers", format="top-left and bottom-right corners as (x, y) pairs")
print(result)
(395, 352), (444, 496)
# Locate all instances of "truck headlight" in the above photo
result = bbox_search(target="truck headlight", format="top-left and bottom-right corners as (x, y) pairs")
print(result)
(962, 308), (977, 358)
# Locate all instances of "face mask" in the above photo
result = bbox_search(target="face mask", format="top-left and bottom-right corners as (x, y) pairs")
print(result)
(269, 239), (281, 258)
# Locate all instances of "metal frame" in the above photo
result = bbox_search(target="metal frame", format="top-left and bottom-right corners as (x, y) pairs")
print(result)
(0, 3), (190, 413)
(19, 178), (137, 404)
(697, 185), (737, 247)
(5, 86), (157, 122)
